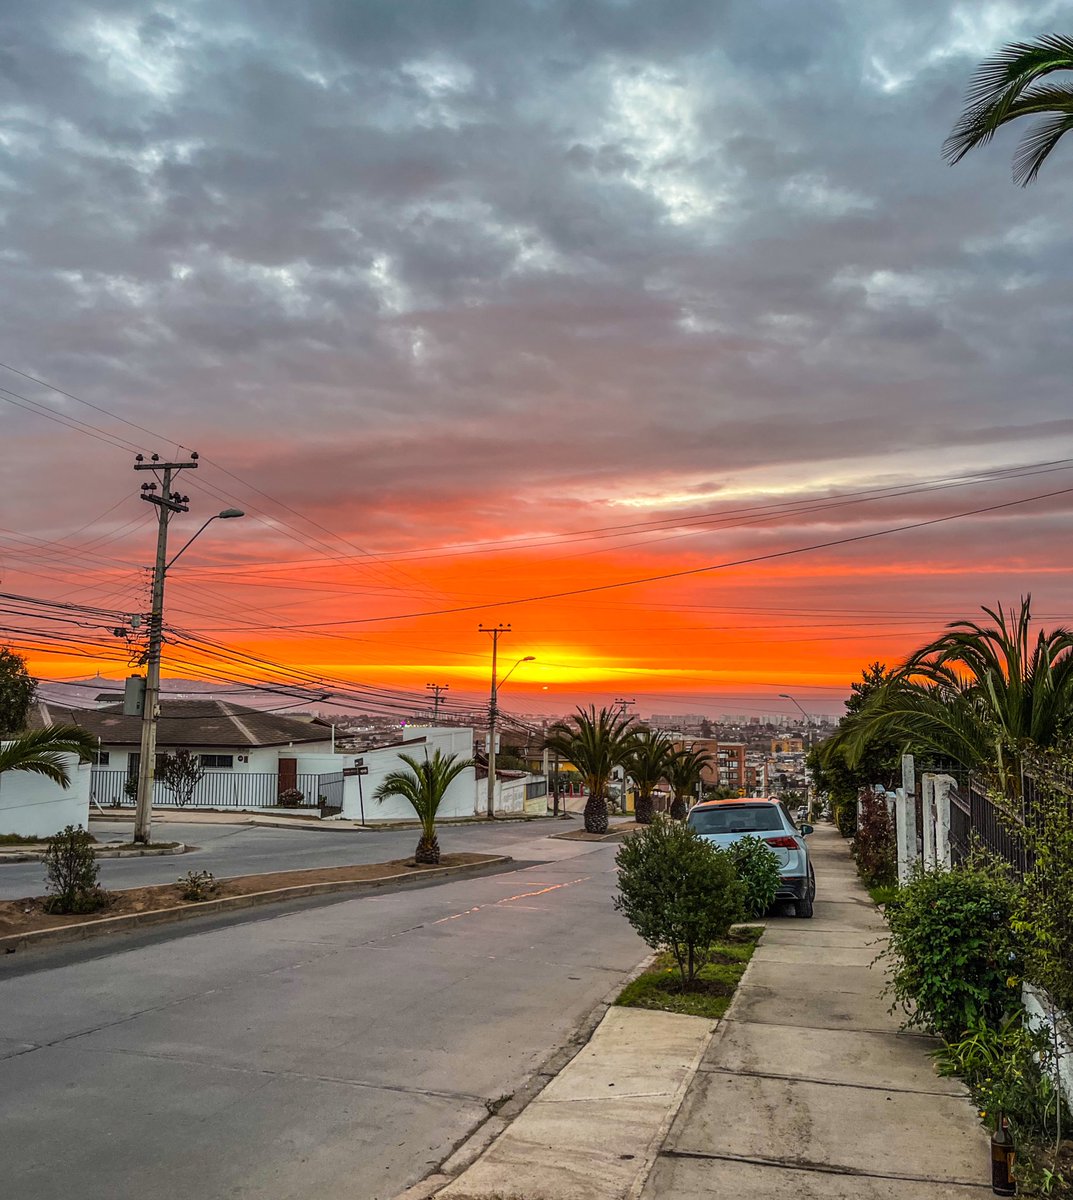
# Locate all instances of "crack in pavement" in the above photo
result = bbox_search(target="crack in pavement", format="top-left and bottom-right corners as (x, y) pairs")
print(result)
(659, 1148), (987, 1188)
(699, 1064), (962, 1098)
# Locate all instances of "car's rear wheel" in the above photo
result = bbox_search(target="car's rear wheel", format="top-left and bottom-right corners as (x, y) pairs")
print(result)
(795, 868), (815, 919)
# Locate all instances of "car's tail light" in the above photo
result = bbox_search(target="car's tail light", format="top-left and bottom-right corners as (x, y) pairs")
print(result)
(765, 836), (798, 849)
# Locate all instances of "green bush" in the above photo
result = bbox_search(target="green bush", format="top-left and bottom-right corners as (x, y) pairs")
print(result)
(727, 836), (782, 917)
(833, 797), (857, 838)
(933, 1013), (1066, 1143)
(1015, 756), (1073, 1016)
(614, 817), (744, 987)
(853, 790), (896, 888)
(43, 824), (108, 914)
(883, 861), (1022, 1039)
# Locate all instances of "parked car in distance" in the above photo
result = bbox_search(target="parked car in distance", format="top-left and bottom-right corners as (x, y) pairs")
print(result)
(686, 797), (815, 918)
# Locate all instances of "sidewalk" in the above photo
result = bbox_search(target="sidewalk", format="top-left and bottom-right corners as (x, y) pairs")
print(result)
(421, 824), (991, 1200)
(643, 824), (990, 1198)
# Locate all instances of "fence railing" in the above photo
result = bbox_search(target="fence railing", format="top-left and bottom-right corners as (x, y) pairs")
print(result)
(90, 768), (327, 810)
(948, 777), (1031, 876)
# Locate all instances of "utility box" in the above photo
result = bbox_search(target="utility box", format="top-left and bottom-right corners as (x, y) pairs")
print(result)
(122, 675), (146, 716)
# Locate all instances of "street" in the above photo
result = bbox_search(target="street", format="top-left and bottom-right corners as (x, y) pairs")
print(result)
(0, 817), (565, 900)
(0, 832), (644, 1200)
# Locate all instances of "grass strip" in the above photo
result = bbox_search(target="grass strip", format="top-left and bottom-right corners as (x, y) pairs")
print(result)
(615, 927), (763, 1020)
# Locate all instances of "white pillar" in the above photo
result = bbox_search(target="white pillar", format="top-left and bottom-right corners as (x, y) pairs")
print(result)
(901, 755), (917, 871)
(922, 773), (940, 868)
(933, 774), (955, 867)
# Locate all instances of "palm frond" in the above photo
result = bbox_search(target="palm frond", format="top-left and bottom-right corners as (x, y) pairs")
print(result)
(944, 35), (1073, 180)
(0, 724), (98, 788)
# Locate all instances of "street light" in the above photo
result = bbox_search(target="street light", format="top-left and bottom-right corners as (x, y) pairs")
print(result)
(487, 654), (534, 819)
(779, 693), (812, 808)
(133, 506), (245, 844)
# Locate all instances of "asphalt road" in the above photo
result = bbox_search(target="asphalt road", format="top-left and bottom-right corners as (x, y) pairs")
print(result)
(0, 817), (570, 899)
(0, 834), (645, 1200)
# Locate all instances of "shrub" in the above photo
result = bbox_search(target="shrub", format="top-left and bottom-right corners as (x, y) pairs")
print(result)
(158, 749), (205, 808)
(727, 836), (782, 917)
(1015, 752), (1073, 1016)
(278, 787), (303, 807)
(833, 797), (857, 838)
(883, 861), (1021, 1040)
(853, 789), (897, 888)
(43, 824), (108, 914)
(178, 870), (217, 902)
(614, 816), (744, 987)
(933, 1013), (1067, 1143)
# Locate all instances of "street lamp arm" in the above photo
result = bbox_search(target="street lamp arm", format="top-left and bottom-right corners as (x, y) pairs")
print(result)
(166, 509), (244, 570)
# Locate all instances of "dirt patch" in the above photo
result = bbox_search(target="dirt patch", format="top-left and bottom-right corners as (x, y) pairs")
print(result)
(0, 852), (497, 938)
(553, 823), (642, 842)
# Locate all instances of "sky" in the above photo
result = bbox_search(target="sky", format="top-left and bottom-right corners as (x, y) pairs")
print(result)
(2, 0), (1072, 724)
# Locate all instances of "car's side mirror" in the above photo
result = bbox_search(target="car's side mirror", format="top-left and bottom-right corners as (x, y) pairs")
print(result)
(799, 823), (814, 835)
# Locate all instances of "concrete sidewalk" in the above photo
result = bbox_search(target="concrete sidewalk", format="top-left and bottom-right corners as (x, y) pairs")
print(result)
(642, 824), (990, 1198)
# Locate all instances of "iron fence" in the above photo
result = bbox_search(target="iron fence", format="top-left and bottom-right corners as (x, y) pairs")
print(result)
(318, 771), (344, 815)
(948, 777), (1031, 876)
(90, 768), (326, 810)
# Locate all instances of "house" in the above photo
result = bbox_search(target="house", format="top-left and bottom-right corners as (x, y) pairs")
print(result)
(26, 699), (337, 809)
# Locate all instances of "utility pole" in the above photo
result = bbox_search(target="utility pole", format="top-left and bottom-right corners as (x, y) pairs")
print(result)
(425, 682), (449, 720)
(132, 453), (198, 844)
(478, 624), (510, 819)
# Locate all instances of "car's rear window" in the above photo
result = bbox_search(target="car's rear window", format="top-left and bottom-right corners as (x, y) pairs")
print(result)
(688, 804), (783, 834)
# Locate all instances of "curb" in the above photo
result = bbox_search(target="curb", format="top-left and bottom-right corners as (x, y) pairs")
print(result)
(0, 854), (513, 956)
(0, 843), (187, 864)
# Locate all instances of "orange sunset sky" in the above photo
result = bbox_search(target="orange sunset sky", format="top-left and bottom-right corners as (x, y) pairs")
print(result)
(3, 1), (1072, 724)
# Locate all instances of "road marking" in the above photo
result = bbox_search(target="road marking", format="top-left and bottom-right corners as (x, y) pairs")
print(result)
(432, 876), (592, 925)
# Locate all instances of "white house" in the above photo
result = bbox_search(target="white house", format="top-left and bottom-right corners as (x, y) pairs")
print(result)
(27, 699), (337, 809)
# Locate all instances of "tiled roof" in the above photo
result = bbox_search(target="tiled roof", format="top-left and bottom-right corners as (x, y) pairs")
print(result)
(26, 699), (334, 749)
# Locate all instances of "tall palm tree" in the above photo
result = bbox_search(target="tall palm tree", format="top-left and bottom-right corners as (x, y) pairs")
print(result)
(944, 34), (1073, 184)
(623, 728), (677, 825)
(0, 725), (97, 787)
(544, 705), (634, 834)
(373, 749), (473, 865)
(667, 745), (712, 820)
(833, 598), (1073, 794)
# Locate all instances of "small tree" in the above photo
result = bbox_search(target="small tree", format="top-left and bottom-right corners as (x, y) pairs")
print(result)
(43, 824), (108, 914)
(544, 705), (635, 834)
(623, 728), (677, 825)
(0, 646), (36, 736)
(853, 788), (897, 888)
(667, 745), (710, 820)
(727, 836), (782, 918)
(614, 817), (744, 987)
(157, 749), (205, 808)
(373, 749), (473, 864)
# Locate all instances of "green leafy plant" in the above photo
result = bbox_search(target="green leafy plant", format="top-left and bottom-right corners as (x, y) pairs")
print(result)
(43, 824), (108, 914)
(934, 1013), (1069, 1149)
(853, 789), (897, 888)
(178, 870), (217, 902)
(726, 836), (782, 917)
(157, 749), (205, 808)
(882, 861), (1022, 1040)
(614, 816), (744, 987)
(544, 705), (634, 834)
(373, 749), (473, 864)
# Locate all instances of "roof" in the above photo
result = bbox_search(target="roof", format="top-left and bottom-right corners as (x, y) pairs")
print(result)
(25, 699), (335, 749)
(693, 797), (779, 809)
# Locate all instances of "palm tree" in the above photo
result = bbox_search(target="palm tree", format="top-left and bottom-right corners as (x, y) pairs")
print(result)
(667, 745), (712, 820)
(373, 749), (473, 865)
(944, 34), (1073, 184)
(832, 598), (1073, 794)
(623, 728), (677, 825)
(0, 725), (97, 787)
(544, 705), (634, 834)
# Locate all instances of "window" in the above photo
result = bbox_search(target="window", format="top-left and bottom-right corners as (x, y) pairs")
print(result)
(96, 751), (110, 766)
(687, 804), (783, 835)
(200, 754), (234, 769)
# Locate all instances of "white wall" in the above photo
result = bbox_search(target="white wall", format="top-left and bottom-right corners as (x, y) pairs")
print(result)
(341, 727), (479, 822)
(0, 751), (91, 838)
